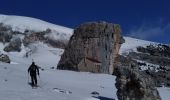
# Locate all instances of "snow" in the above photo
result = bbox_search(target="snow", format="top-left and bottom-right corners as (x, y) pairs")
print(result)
(136, 60), (160, 72)
(0, 14), (73, 41)
(85, 98), (100, 100)
(157, 87), (170, 100)
(0, 62), (117, 100)
(119, 37), (156, 55)
(0, 42), (117, 100)
(0, 14), (73, 34)
(0, 43), (6, 54)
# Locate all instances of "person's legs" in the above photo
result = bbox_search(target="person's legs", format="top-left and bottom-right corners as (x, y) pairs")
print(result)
(31, 75), (34, 86)
(33, 75), (37, 86)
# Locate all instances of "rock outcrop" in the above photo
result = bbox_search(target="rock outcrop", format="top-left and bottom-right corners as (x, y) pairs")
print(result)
(23, 31), (46, 46)
(57, 21), (124, 74)
(23, 30), (67, 49)
(0, 23), (13, 43)
(114, 56), (161, 100)
(0, 54), (10, 63)
(126, 44), (170, 88)
(4, 38), (22, 52)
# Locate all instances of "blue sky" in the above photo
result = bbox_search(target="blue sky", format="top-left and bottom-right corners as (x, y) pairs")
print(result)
(0, 0), (170, 44)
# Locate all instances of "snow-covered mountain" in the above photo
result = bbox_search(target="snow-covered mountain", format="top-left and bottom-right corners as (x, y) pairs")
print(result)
(0, 14), (73, 33)
(0, 14), (169, 100)
(0, 14), (73, 42)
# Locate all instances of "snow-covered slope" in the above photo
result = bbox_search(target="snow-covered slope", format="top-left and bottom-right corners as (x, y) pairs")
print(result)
(0, 63), (117, 100)
(0, 14), (73, 42)
(0, 14), (73, 33)
(119, 37), (156, 54)
(0, 42), (117, 100)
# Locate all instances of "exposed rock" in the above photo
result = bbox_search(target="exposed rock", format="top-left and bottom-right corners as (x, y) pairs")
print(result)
(57, 21), (123, 74)
(23, 29), (66, 49)
(0, 23), (13, 43)
(114, 55), (161, 100)
(128, 52), (170, 66)
(126, 44), (170, 88)
(137, 44), (170, 58)
(23, 31), (46, 46)
(0, 54), (10, 63)
(4, 38), (22, 52)
(45, 38), (66, 49)
(151, 70), (170, 87)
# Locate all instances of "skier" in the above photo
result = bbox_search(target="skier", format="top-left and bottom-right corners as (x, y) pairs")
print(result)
(28, 61), (40, 87)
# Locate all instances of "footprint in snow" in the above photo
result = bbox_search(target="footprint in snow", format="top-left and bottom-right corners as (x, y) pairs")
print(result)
(53, 88), (72, 94)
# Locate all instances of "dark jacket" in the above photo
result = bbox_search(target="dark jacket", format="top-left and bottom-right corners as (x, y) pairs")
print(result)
(28, 62), (39, 76)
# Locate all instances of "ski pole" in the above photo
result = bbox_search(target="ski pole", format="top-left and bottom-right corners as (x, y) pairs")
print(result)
(38, 75), (42, 88)
(27, 72), (29, 83)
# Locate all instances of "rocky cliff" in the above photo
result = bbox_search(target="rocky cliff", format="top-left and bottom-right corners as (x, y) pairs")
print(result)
(57, 21), (124, 74)
(114, 55), (161, 100)
(126, 44), (170, 88)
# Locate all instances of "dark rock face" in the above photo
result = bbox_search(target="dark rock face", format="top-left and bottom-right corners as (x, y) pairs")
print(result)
(137, 44), (170, 58)
(128, 52), (170, 66)
(0, 54), (10, 63)
(57, 21), (123, 74)
(4, 38), (22, 52)
(126, 44), (170, 88)
(114, 56), (161, 100)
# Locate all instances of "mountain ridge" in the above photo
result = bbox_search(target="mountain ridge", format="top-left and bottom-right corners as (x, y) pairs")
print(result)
(0, 14), (73, 34)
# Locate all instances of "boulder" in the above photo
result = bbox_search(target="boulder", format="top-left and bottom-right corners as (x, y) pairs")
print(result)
(57, 21), (123, 74)
(0, 54), (10, 63)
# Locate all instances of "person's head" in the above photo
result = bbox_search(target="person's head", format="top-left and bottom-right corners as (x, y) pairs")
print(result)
(32, 61), (35, 65)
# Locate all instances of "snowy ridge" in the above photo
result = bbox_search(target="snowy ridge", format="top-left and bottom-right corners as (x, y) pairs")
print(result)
(0, 14), (73, 33)
(119, 37), (157, 54)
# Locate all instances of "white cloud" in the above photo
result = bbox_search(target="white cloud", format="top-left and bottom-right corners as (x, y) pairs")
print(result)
(127, 22), (170, 43)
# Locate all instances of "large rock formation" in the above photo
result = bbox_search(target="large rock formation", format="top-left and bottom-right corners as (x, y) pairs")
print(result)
(57, 21), (124, 74)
